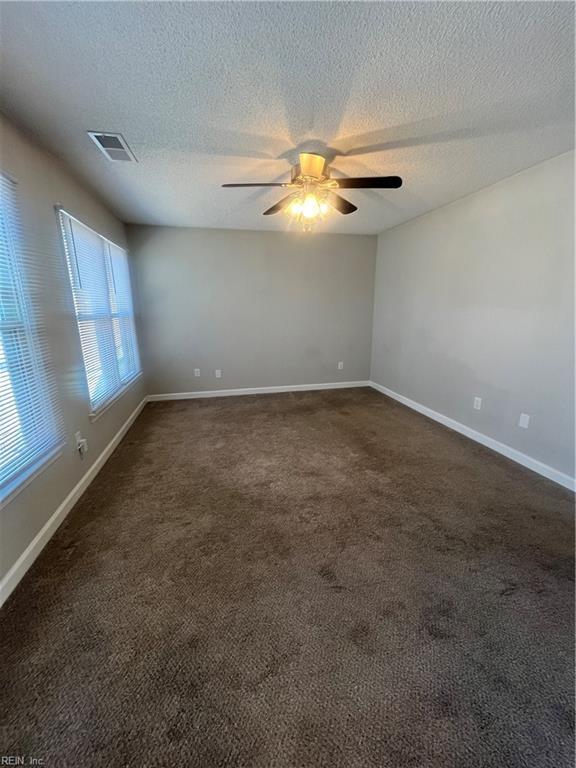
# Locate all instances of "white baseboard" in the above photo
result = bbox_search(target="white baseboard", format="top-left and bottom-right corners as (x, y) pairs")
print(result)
(0, 397), (147, 608)
(147, 381), (370, 401)
(369, 381), (575, 492)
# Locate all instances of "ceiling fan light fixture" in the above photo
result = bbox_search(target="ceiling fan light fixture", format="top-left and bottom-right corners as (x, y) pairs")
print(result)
(286, 191), (330, 230)
(288, 199), (303, 216)
(301, 194), (321, 219)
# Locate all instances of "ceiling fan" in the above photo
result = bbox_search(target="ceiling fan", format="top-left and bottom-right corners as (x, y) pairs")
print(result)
(222, 152), (402, 229)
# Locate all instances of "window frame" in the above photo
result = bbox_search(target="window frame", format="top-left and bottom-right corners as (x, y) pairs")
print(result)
(57, 207), (142, 419)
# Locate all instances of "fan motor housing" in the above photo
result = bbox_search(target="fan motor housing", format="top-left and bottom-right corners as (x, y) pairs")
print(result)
(294, 153), (328, 182)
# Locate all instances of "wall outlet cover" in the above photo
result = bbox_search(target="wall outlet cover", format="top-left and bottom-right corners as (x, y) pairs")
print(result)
(518, 413), (530, 429)
(75, 431), (88, 458)
(473, 397), (482, 410)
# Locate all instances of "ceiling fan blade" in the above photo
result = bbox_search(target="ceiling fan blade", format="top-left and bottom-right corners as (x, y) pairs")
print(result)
(332, 176), (402, 189)
(262, 195), (294, 216)
(326, 192), (358, 215)
(222, 182), (289, 188)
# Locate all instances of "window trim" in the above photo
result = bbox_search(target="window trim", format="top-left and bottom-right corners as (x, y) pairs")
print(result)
(56, 206), (142, 418)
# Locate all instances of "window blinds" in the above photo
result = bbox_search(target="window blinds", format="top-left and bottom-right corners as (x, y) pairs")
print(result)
(58, 210), (140, 414)
(0, 174), (64, 499)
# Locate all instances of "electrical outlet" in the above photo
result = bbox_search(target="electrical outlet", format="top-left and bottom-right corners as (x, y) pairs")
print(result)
(518, 413), (530, 429)
(473, 397), (482, 410)
(74, 431), (88, 459)
(337, 361), (344, 370)
(215, 369), (222, 379)
(194, 368), (201, 377)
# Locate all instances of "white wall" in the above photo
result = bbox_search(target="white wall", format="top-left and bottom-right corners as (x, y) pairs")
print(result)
(371, 152), (575, 479)
(0, 115), (145, 586)
(129, 226), (376, 394)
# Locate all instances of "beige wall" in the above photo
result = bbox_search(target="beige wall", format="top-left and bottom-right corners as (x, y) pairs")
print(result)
(0, 115), (145, 582)
(371, 152), (575, 478)
(129, 226), (376, 394)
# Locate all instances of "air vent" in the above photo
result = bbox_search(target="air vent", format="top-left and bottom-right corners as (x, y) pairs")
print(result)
(87, 132), (137, 162)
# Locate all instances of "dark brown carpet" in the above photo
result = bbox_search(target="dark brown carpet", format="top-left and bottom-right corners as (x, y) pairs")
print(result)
(1, 388), (574, 767)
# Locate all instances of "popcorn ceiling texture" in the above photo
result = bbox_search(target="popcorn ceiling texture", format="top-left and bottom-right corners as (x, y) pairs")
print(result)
(1, 389), (574, 767)
(0, 1), (573, 233)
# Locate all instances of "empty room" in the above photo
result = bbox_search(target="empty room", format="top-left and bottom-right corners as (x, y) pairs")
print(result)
(0, 2), (574, 766)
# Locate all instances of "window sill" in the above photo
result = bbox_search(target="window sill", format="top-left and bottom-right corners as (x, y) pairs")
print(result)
(89, 371), (143, 423)
(0, 445), (64, 510)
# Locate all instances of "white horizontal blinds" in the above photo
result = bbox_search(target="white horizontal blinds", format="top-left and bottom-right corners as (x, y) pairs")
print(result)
(59, 211), (140, 413)
(108, 243), (140, 383)
(60, 214), (120, 410)
(0, 174), (64, 497)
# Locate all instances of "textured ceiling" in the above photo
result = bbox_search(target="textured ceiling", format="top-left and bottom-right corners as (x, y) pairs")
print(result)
(1, 1), (574, 234)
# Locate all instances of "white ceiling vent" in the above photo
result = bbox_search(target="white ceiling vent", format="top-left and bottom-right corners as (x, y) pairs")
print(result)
(87, 132), (137, 162)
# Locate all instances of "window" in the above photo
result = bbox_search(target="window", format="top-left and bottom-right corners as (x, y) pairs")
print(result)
(58, 210), (141, 415)
(0, 174), (64, 501)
